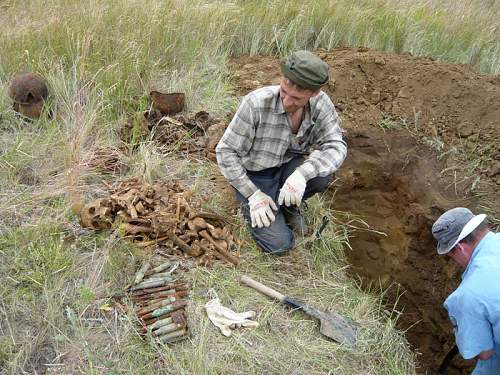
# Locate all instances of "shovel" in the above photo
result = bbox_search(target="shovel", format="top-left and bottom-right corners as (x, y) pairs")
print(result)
(240, 275), (358, 347)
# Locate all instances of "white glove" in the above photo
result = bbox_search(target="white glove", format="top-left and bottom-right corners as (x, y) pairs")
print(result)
(205, 298), (259, 337)
(248, 190), (278, 228)
(278, 170), (306, 207)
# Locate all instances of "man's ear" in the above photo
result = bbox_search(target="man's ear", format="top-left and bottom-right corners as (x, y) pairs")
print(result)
(455, 242), (469, 257)
(311, 89), (320, 97)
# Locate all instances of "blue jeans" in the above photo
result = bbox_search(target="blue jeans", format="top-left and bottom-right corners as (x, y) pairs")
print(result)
(235, 157), (332, 255)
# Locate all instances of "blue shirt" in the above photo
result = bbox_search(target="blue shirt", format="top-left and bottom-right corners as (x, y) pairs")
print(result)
(444, 232), (500, 375)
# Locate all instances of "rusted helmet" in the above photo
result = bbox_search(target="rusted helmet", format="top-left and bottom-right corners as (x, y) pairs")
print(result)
(9, 72), (49, 104)
(8, 72), (49, 119)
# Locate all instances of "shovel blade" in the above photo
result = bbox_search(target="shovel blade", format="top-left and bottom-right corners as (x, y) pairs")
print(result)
(302, 304), (358, 347)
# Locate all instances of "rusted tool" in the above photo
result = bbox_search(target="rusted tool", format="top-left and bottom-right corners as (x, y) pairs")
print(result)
(438, 345), (459, 375)
(315, 216), (330, 239)
(240, 276), (358, 347)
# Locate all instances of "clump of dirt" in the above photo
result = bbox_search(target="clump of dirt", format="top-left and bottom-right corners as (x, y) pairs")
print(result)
(79, 177), (240, 267)
(229, 47), (499, 374)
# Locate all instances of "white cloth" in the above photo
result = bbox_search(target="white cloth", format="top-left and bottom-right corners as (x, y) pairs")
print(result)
(205, 298), (259, 337)
(278, 170), (306, 207)
(248, 189), (277, 228)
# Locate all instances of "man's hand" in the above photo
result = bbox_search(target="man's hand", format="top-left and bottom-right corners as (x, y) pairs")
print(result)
(248, 190), (278, 228)
(478, 348), (495, 360)
(278, 170), (306, 207)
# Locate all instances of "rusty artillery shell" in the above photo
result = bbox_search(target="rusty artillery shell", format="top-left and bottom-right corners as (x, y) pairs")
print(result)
(153, 322), (185, 336)
(146, 272), (172, 280)
(143, 309), (185, 326)
(130, 282), (185, 295)
(157, 328), (188, 343)
(137, 296), (178, 315)
(129, 277), (173, 291)
(144, 261), (171, 276)
(134, 261), (151, 285)
(134, 289), (177, 301)
(147, 316), (173, 330)
(143, 274), (172, 282)
(136, 290), (189, 305)
(141, 300), (187, 320)
(140, 317), (173, 334)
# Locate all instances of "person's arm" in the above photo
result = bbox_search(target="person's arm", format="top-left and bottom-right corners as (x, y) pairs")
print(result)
(478, 348), (495, 360)
(215, 97), (259, 198)
(295, 98), (347, 181)
(444, 292), (494, 361)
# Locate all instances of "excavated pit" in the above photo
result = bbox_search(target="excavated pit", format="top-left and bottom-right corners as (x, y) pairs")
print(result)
(332, 128), (473, 374)
(230, 48), (499, 374)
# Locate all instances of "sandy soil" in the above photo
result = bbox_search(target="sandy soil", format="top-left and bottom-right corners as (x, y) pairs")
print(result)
(229, 47), (500, 374)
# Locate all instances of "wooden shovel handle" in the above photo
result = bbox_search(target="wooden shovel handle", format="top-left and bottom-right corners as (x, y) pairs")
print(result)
(240, 276), (285, 302)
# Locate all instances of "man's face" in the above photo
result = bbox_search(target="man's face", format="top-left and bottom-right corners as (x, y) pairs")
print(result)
(448, 242), (472, 269)
(279, 77), (318, 113)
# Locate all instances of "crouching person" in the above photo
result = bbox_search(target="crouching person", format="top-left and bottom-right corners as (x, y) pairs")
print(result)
(216, 50), (347, 255)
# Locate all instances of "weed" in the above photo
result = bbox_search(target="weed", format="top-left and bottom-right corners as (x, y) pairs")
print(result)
(378, 114), (408, 131)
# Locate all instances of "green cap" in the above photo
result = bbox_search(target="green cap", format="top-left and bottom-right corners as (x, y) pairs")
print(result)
(280, 50), (329, 90)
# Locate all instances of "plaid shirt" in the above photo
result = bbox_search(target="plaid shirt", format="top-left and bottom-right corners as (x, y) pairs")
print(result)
(216, 86), (347, 198)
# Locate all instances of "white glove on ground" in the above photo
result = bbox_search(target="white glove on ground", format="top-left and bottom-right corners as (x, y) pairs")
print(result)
(205, 298), (259, 337)
(278, 170), (307, 207)
(248, 189), (278, 228)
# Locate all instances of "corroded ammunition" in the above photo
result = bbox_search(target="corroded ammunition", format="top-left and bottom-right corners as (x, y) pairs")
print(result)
(137, 296), (178, 315)
(134, 289), (177, 301)
(152, 322), (185, 336)
(144, 261), (171, 276)
(141, 301), (187, 320)
(129, 278), (173, 291)
(131, 283), (185, 295)
(144, 272), (171, 279)
(134, 261), (151, 285)
(147, 316), (173, 330)
(157, 328), (188, 343)
(136, 290), (189, 304)
(142, 308), (185, 325)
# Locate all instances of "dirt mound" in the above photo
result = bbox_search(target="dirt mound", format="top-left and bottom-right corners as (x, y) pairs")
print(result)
(229, 47), (500, 374)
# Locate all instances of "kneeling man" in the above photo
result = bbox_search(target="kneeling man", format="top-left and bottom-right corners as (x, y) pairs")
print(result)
(216, 50), (347, 255)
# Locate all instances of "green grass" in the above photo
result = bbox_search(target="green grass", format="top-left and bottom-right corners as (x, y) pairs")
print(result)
(0, 0), (497, 373)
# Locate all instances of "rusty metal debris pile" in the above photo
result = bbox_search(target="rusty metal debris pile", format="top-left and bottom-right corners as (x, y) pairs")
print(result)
(82, 147), (128, 174)
(129, 261), (190, 344)
(79, 177), (240, 266)
(121, 90), (227, 160)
